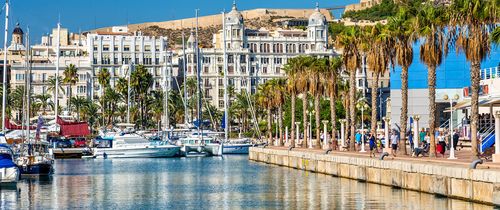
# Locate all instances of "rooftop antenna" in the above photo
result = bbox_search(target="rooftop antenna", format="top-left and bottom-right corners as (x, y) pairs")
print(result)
(2, 0), (10, 131)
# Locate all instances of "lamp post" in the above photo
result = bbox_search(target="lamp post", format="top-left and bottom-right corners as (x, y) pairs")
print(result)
(356, 99), (369, 153)
(295, 122), (301, 147)
(340, 119), (347, 148)
(322, 120), (329, 150)
(444, 94), (459, 159)
(383, 116), (391, 153)
(413, 115), (420, 150)
(308, 110), (314, 149)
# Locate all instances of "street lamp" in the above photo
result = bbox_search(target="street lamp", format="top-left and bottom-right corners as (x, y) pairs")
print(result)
(443, 94), (460, 159)
(356, 99), (369, 153)
(308, 110), (315, 148)
(413, 115), (420, 150)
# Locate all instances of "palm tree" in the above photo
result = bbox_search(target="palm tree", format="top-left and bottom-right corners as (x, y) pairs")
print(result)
(47, 76), (65, 109)
(148, 90), (164, 130)
(182, 77), (198, 122)
(130, 65), (153, 129)
(283, 56), (304, 148)
(270, 79), (286, 146)
(256, 81), (273, 143)
(388, 5), (417, 155)
(309, 58), (326, 149)
(81, 99), (99, 134)
(326, 57), (343, 149)
(449, 0), (498, 157)
(104, 87), (122, 125)
(69, 96), (88, 121)
(35, 94), (52, 115)
(492, 27), (500, 44)
(97, 68), (111, 126)
(337, 26), (363, 151)
(416, 3), (449, 157)
(63, 64), (79, 112)
(295, 56), (314, 148)
(9, 86), (25, 120)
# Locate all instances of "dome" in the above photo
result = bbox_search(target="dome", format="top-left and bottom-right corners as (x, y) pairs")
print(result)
(308, 3), (326, 27)
(12, 22), (23, 35)
(225, 2), (243, 25)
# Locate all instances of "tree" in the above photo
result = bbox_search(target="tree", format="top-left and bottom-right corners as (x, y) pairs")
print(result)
(182, 77), (198, 122)
(69, 96), (88, 121)
(103, 87), (122, 125)
(47, 76), (65, 109)
(309, 58), (326, 149)
(449, 0), (498, 157)
(295, 56), (314, 148)
(283, 56), (307, 148)
(416, 3), (449, 157)
(97, 68), (111, 126)
(326, 57), (343, 149)
(35, 94), (52, 115)
(256, 81), (273, 143)
(388, 5), (416, 155)
(81, 99), (99, 134)
(63, 64), (79, 112)
(270, 79), (286, 146)
(148, 90), (164, 130)
(337, 26), (363, 151)
(492, 27), (500, 44)
(9, 86), (25, 120)
(130, 65), (153, 129)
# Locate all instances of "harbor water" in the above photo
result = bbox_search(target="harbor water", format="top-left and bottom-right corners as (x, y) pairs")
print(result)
(0, 155), (497, 209)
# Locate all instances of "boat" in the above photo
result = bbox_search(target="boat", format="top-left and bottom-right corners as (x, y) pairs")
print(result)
(222, 138), (255, 154)
(93, 134), (180, 158)
(15, 140), (54, 176)
(0, 145), (20, 185)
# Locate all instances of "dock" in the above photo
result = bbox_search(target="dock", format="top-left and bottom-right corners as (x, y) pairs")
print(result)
(50, 148), (87, 159)
(249, 147), (500, 206)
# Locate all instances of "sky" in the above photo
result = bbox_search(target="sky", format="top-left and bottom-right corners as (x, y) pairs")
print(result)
(2, 0), (357, 43)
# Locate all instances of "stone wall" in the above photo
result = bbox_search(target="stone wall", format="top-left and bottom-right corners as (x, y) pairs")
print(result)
(249, 147), (500, 206)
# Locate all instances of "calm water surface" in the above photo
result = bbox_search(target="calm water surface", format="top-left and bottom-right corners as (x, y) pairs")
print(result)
(0, 155), (497, 209)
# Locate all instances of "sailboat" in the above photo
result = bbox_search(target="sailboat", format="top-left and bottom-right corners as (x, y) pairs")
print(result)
(219, 10), (256, 154)
(15, 28), (54, 176)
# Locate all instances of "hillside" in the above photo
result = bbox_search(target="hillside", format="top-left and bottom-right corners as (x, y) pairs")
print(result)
(93, 8), (334, 48)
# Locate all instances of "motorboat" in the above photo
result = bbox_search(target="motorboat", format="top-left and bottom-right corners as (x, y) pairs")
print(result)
(0, 145), (20, 185)
(15, 140), (54, 176)
(93, 134), (180, 158)
(222, 138), (256, 154)
(175, 131), (222, 156)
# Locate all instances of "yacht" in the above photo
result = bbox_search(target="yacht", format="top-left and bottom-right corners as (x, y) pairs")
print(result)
(222, 138), (256, 154)
(15, 140), (54, 176)
(176, 132), (222, 156)
(93, 134), (180, 158)
(0, 145), (20, 185)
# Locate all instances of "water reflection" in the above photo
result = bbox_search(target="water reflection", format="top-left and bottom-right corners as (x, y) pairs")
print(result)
(0, 156), (497, 209)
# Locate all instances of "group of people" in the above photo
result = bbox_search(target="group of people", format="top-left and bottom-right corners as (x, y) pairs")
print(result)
(353, 130), (400, 158)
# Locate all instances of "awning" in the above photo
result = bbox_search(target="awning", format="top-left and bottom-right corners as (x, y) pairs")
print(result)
(453, 97), (500, 110)
(4, 118), (36, 130)
(454, 100), (471, 110)
(57, 117), (90, 137)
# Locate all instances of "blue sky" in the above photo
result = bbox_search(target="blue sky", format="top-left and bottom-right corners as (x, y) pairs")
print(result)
(2, 0), (357, 43)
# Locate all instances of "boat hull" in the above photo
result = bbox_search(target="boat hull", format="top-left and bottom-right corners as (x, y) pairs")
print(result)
(222, 144), (253, 154)
(94, 146), (180, 158)
(0, 167), (20, 185)
(18, 163), (53, 176)
(181, 144), (222, 156)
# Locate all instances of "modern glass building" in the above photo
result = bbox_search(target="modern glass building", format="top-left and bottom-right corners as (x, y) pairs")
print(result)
(390, 43), (499, 129)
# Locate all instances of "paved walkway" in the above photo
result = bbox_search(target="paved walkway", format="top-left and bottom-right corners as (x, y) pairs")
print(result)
(267, 145), (500, 170)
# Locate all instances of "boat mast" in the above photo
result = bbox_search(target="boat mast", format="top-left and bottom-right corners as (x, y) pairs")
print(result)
(24, 27), (30, 140)
(195, 9), (202, 138)
(222, 11), (228, 142)
(1, 0), (9, 131)
(55, 22), (60, 120)
(182, 31), (188, 125)
(27, 28), (31, 141)
(163, 49), (169, 131)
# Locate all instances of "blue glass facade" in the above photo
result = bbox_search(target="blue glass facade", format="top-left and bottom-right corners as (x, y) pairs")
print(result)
(390, 43), (500, 89)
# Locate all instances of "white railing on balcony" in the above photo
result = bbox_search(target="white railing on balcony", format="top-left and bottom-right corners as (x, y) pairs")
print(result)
(480, 66), (499, 80)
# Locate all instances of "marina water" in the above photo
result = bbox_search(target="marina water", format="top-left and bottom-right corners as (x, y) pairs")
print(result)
(0, 155), (496, 209)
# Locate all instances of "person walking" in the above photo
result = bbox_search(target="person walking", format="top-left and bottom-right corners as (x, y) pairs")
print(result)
(419, 128), (426, 143)
(437, 131), (447, 158)
(452, 129), (460, 151)
(355, 131), (362, 151)
(391, 130), (399, 157)
(369, 133), (376, 158)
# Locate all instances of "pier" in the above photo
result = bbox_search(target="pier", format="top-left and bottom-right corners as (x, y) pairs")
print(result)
(249, 147), (500, 206)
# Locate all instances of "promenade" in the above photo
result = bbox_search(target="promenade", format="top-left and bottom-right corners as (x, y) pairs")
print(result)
(249, 146), (500, 206)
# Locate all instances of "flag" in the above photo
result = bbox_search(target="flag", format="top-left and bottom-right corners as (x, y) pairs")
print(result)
(35, 115), (43, 140)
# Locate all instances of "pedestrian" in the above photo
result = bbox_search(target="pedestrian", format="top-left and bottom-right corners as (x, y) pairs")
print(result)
(437, 131), (446, 158)
(391, 130), (399, 157)
(369, 133), (376, 158)
(452, 129), (460, 150)
(355, 131), (362, 151)
(419, 128), (426, 143)
(408, 131), (414, 152)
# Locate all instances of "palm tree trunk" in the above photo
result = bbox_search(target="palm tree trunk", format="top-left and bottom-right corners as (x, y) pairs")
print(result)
(371, 72), (379, 135)
(290, 93), (296, 147)
(267, 105), (272, 144)
(330, 87), (336, 149)
(302, 94), (308, 148)
(278, 104), (283, 146)
(349, 69), (356, 151)
(399, 66), (409, 155)
(470, 62), (480, 157)
(314, 93), (321, 149)
(428, 66), (437, 157)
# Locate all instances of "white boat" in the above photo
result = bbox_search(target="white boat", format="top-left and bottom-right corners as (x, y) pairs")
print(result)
(15, 140), (54, 176)
(176, 135), (222, 156)
(93, 134), (180, 158)
(222, 139), (255, 154)
(0, 145), (20, 185)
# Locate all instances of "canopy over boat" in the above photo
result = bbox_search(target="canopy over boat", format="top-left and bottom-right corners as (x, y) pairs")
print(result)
(0, 145), (16, 168)
(57, 117), (90, 137)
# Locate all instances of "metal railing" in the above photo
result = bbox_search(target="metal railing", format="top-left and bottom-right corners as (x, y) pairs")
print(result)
(480, 66), (500, 80)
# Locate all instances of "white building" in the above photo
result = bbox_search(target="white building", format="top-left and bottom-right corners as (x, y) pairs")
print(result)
(86, 29), (170, 99)
(180, 3), (336, 109)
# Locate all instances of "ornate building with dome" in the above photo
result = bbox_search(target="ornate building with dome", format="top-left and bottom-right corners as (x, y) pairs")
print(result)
(181, 3), (336, 109)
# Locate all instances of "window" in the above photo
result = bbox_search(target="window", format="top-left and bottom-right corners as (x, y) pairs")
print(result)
(240, 55), (246, 63)
(114, 45), (119, 51)
(135, 45), (140, 52)
(219, 100), (224, 108)
(228, 66), (234, 74)
(124, 45), (130, 51)
(251, 67), (255, 74)
(228, 55), (234, 64)
(203, 57), (211, 63)
(77, 85), (87, 94)
(275, 67), (280, 74)
(155, 58), (159, 65)
(144, 45), (151, 52)
(103, 45), (110, 51)
(218, 89), (224, 97)
(155, 45), (160, 52)
(263, 67), (267, 74)
(240, 66), (246, 74)
(93, 45), (98, 51)
(204, 66), (209, 74)
(114, 57), (118, 65)
(15, 74), (24, 81)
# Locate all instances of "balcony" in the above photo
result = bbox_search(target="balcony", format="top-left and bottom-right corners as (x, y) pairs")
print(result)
(481, 66), (499, 80)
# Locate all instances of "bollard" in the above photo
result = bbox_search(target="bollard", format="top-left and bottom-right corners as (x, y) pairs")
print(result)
(470, 159), (484, 169)
(379, 152), (389, 160)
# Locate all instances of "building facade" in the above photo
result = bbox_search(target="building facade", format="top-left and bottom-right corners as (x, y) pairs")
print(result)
(180, 3), (336, 109)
